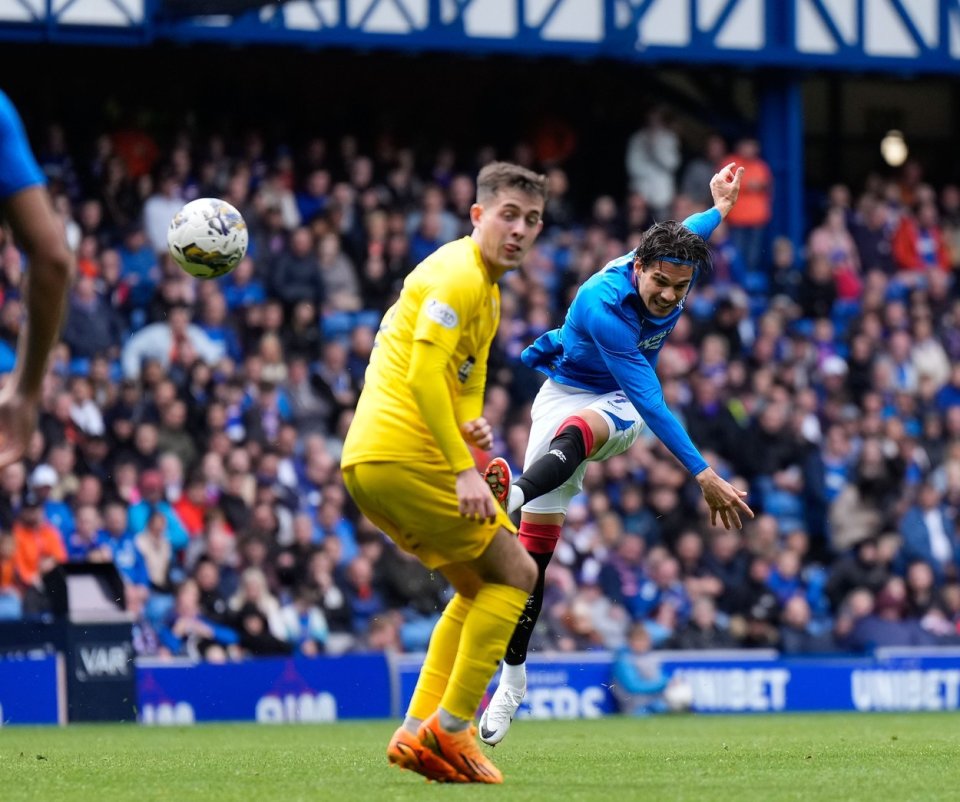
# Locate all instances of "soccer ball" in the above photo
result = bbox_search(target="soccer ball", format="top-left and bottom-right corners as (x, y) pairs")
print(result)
(664, 677), (694, 712)
(167, 198), (248, 279)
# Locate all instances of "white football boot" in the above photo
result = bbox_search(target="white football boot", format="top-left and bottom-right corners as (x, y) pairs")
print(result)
(478, 666), (526, 746)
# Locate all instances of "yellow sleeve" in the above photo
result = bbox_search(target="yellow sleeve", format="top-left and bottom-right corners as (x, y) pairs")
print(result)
(407, 339), (475, 474)
(412, 272), (475, 355)
(454, 346), (487, 424)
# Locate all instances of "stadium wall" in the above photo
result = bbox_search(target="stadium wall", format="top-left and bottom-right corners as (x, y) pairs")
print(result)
(7, 651), (960, 725)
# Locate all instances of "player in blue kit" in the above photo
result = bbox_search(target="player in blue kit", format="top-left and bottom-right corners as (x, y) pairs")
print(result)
(0, 90), (73, 468)
(479, 162), (754, 745)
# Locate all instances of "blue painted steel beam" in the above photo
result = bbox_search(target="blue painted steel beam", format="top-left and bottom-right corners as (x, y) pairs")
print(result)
(759, 76), (805, 252)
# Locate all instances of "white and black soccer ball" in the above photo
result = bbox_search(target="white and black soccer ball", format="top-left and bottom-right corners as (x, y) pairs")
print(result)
(167, 198), (248, 280)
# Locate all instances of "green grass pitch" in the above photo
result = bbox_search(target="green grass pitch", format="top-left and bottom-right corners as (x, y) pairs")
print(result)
(2, 713), (959, 801)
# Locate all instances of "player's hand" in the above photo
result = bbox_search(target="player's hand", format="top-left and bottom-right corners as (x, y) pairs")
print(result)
(0, 385), (39, 471)
(710, 162), (744, 219)
(456, 468), (498, 523)
(460, 417), (494, 452)
(695, 466), (754, 530)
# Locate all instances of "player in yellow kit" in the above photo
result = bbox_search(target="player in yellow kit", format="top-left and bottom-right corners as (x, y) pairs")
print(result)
(341, 162), (547, 784)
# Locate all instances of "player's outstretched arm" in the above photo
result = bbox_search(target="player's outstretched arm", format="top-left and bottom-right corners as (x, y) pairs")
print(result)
(0, 186), (73, 468)
(694, 466), (754, 530)
(710, 162), (744, 219)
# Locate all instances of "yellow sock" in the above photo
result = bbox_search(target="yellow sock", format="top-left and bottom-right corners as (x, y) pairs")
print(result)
(406, 593), (473, 721)
(440, 583), (529, 722)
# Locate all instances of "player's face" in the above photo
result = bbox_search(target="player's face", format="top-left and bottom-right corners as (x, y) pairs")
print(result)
(635, 259), (693, 317)
(471, 189), (544, 277)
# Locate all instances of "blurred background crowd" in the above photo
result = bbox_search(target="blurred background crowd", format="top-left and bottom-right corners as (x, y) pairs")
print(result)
(2, 106), (960, 663)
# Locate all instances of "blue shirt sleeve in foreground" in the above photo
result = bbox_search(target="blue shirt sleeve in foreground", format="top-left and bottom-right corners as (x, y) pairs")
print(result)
(681, 207), (722, 241)
(0, 90), (44, 201)
(585, 302), (709, 476)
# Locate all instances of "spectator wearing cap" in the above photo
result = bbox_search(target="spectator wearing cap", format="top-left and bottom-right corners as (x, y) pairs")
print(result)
(12, 491), (66, 610)
(29, 463), (75, 538)
(120, 303), (224, 380)
(128, 469), (189, 553)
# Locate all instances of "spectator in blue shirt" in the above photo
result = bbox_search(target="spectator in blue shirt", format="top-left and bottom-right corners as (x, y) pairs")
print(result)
(128, 468), (189, 552)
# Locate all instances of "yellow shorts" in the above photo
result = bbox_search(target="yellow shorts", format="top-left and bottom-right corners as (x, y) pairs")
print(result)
(342, 462), (516, 570)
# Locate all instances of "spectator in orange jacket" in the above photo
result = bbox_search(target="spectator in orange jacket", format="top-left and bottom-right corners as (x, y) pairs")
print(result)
(721, 137), (773, 272)
(12, 491), (66, 605)
(892, 202), (951, 276)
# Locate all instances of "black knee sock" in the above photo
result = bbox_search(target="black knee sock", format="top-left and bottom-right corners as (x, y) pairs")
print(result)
(515, 426), (588, 505)
(504, 551), (552, 666)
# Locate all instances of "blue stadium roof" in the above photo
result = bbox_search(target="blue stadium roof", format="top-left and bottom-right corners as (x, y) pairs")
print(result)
(2, 0), (960, 75)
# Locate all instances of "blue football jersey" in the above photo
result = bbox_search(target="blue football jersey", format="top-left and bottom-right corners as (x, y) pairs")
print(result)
(0, 89), (44, 202)
(522, 208), (721, 476)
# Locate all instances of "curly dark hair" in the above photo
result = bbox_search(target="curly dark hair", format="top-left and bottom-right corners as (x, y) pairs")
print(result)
(633, 221), (712, 274)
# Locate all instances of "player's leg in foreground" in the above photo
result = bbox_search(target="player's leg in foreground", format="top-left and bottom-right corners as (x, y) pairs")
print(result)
(345, 461), (537, 782)
(480, 407), (621, 745)
(413, 529), (537, 782)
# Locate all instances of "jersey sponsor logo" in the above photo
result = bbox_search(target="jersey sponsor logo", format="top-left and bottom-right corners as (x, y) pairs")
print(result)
(425, 299), (459, 329)
(458, 356), (476, 383)
(637, 328), (672, 350)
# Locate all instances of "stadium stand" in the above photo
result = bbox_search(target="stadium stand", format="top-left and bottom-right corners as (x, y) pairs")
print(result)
(2, 98), (960, 668)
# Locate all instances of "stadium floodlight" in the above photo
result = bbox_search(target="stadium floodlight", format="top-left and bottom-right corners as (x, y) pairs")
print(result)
(880, 130), (908, 167)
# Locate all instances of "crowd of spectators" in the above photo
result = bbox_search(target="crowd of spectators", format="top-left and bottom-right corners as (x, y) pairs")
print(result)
(2, 110), (960, 664)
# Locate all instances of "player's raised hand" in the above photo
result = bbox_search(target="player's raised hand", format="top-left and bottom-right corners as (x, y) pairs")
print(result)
(456, 467), (498, 523)
(710, 162), (745, 219)
(694, 466), (755, 530)
(461, 417), (494, 452)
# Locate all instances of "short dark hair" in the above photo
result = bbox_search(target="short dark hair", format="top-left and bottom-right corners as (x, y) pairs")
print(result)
(633, 221), (712, 275)
(476, 161), (548, 204)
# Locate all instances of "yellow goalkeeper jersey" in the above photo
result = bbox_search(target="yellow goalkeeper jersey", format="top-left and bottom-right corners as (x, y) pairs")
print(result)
(341, 236), (501, 470)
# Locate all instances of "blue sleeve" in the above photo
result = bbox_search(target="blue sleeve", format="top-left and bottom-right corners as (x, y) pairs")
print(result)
(612, 651), (668, 695)
(0, 90), (44, 201)
(206, 618), (240, 646)
(158, 625), (184, 655)
(162, 506), (190, 553)
(586, 304), (708, 476)
(681, 207), (722, 241)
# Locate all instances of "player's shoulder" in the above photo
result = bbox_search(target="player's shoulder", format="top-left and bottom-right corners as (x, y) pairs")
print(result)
(580, 253), (634, 302)
(418, 238), (487, 291)
(0, 90), (19, 133)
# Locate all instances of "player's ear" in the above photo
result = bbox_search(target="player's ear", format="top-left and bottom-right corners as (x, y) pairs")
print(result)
(469, 202), (484, 228)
